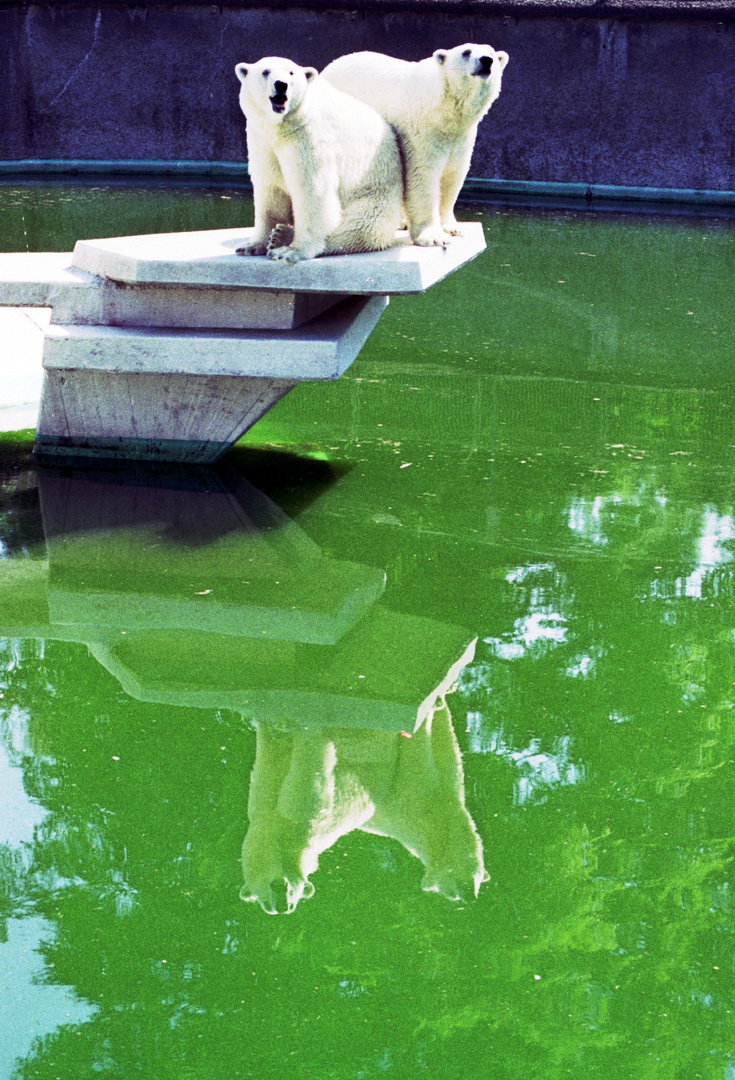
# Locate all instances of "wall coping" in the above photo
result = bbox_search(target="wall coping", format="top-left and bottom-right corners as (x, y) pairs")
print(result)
(2, 162), (735, 213)
(1, 0), (733, 17)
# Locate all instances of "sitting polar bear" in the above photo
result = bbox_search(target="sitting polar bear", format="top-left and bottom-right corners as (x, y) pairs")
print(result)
(240, 700), (489, 915)
(322, 44), (509, 247)
(234, 57), (403, 263)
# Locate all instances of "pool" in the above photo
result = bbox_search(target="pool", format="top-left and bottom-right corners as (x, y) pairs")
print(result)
(1, 183), (735, 1079)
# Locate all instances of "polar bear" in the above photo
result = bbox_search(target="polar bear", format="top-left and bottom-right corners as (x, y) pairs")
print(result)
(239, 700), (489, 914)
(322, 44), (509, 247)
(234, 57), (403, 263)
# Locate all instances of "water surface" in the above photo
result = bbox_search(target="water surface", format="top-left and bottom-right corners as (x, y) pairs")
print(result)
(1, 185), (735, 1079)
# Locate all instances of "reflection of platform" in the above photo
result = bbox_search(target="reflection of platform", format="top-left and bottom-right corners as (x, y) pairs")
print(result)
(39, 467), (385, 646)
(0, 462), (476, 731)
(89, 608), (476, 731)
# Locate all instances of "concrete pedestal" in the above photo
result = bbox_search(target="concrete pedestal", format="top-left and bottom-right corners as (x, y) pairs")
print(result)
(0, 224), (486, 463)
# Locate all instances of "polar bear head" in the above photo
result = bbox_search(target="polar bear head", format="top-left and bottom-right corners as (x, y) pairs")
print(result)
(432, 43), (509, 113)
(235, 56), (318, 122)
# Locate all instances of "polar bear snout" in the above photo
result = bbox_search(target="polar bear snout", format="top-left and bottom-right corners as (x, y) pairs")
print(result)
(269, 79), (289, 113)
(474, 54), (494, 77)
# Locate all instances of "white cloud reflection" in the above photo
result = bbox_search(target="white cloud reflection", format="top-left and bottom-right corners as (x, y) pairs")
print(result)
(466, 718), (584, 805)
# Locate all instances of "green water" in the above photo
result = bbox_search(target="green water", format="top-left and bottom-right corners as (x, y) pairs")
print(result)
(1, 185), (735, 1079)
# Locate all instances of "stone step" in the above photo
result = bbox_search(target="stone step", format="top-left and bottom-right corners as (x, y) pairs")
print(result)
(50, 278), (347, 331)
(41, 294), (387, 379)
(0, 252), (94, 306)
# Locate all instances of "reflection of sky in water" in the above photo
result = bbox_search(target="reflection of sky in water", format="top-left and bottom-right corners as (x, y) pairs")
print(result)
(466, 719), (583, 805)
(642, 507), (735, 602)
(0, 917), (96, 1080)
(0, 706), (47, 848)
(468, 563), (583, 803)
(567, 488), (669, 548)
(677, 508), (734, 599)
(482, 562), (571, 660)
(569, 493), (735, 602)
(485, 612), (568, 661)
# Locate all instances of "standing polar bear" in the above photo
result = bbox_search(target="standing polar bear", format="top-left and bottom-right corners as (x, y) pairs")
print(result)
(235, 57), (403, 263)
(322, 44), (509, 247)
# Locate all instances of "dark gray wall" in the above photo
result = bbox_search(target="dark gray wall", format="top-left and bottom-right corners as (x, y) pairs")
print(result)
(1, 0), (733, 191)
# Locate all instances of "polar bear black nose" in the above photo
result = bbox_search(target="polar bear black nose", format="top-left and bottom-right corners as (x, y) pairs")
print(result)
(478, 55), (493, 73)
(273, 80), (288, 94)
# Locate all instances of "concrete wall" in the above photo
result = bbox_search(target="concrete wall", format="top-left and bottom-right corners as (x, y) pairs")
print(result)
(1, 0), (733, 192)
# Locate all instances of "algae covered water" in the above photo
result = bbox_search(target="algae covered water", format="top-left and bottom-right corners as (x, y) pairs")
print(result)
(1, 184), (735, 1079)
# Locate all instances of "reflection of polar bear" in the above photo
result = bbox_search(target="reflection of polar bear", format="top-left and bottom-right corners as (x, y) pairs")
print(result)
(322, 44), (509, 247)
(240, 700), (489, 914)
(234, 56), (403, 263)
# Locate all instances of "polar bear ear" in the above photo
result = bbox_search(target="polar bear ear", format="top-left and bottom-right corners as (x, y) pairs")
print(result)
(235, 63), (250, 83)
(433, 49), (448, 65)
(495, 50), (510, 72)
(303, 67), (318, 81)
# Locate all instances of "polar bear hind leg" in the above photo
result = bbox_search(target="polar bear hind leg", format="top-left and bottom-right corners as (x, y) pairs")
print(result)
(322, 192), (401, 255)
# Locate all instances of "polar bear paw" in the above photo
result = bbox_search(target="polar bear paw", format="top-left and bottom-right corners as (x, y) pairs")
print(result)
(413, 226), (451, 248)
(268, 244), (311, 264)
(268, 246), (304, 264)
(236, 240), (269, 257)
(267, 223), (295, 250)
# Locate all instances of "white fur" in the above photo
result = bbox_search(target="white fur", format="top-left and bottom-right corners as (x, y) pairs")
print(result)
(240, 701), (489, 914)
(322, 44), (509, 247)
(234, 56), (403, 263)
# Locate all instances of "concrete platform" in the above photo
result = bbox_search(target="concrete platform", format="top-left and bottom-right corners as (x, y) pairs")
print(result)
(0, 253), (95, 307)
(0, 223), (485, 461)
(71, 224), (487, 294)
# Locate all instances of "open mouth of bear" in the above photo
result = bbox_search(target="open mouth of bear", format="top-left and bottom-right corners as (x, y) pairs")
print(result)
(270, 93), (288, 113)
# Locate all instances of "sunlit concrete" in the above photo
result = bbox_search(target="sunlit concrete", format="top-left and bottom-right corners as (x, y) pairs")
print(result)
(0, 308), (48, 432)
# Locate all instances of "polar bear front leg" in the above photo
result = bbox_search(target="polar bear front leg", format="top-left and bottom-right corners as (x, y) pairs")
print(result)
(268, 189), (341, 263)
(265, 145), (338, 263)
(403, 141), (450, 247)
(237, 183), (291, 256)
(439, 139), (474, 237)
(236, 142), (292, 256)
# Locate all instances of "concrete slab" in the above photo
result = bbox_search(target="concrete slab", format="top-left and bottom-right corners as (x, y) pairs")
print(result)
(34, 370), (298, 463)
(0, 252), (346, 330)
(0, 253), (95, 307)
(50, 279), (347, 331)
(71, 224), (487, 294)
(41, 295), (388, 379)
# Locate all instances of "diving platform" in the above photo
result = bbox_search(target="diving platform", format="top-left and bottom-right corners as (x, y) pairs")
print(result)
(0, 224), (485, 463)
